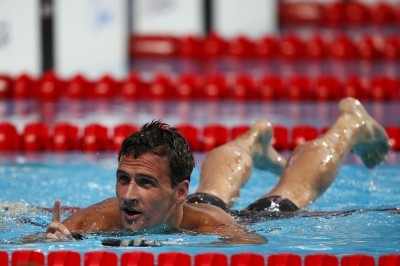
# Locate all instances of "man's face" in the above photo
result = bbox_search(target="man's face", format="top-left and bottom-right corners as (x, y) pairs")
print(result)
(116, 154), (188, 232)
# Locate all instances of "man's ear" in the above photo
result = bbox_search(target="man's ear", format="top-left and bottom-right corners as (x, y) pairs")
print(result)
(175, 180), (189, 204)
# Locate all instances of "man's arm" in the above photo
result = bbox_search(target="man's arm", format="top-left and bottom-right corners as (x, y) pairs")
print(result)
(46, 199), (75, 240)
(23, 199), (76, 242)
(25, 198), (121, 242)
(182, 203), (267, 245)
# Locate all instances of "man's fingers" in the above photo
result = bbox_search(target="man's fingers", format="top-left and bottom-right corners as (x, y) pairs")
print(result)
(46, 222), (71, 236)
(52, 199), (61, 223)
(46, 222), (74, 240)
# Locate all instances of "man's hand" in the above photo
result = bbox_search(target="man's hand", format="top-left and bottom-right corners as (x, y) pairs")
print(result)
(45, 199), (74, 240)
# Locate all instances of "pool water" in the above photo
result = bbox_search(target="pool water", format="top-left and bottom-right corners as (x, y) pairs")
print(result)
(0, 151), (399, 257)
(0, 99), (399, 257)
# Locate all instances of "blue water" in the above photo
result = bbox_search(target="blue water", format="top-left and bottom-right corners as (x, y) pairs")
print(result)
(1, 99), (399, 256)
(0, 151), (399, 257)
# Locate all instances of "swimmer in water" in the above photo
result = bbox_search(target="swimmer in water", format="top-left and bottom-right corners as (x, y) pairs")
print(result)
(41, 97), (390, 244)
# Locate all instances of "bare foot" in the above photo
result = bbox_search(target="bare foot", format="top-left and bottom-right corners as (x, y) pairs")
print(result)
(339, 97), (391, 168)
(238, 120), (286, 176)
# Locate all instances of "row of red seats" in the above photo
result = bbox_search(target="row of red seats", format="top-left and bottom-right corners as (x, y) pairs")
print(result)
(280, 1), (400, 27)
(1, 72), (400, 101)
(1, 122), (399, 152)
(3, 250), (399, 266)
(130, 33), (400, 60)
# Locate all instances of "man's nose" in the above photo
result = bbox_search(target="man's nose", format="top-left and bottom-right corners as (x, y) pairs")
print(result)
(123, 181), (139, 199)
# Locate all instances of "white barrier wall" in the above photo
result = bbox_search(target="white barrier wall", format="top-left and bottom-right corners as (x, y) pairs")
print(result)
(214, 0), (279, 38)
(55, 0), (128, 79)
(0, 0), (41, 76)
(132, 0), (279, 38)
(132, 0), (204, 35)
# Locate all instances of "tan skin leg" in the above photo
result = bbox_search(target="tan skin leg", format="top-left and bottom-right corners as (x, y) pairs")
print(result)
(195, 97), (390, 209)
(195, 120), (286, 208)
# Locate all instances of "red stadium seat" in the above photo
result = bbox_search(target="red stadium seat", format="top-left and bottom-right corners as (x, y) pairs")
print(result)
(48, 251), (81, 266)
(280, 34), (305, 60)
(345, 2), (370, 26)
(371, 3), (395, 26)
(272, 125), (289, 151)
(341, 254), (375, 266)
(306, 34), (328, 60)
(201, 124), (229, 152)
(130, 35), (179, 58)
(315, 75), (342, 101)
(148, 74), (173, 99)
(256, 36), (279, 58)
(113, 124), (139, 152)
(65, 74), (93, 99)
(120, 72), (146, 100)
(22, 122), (51, 151)
(38, 71), (62, 101)
(0, 251), (7, 266)
(231, 253), (265, 266)
(91, 75), (119, 99)
(305, 254), (339, 266)
(158, 252), (191, 266)
(358, 35), (381, 60)
(53, 122), (80, 151)
(175, 73), (203, 99)
(203, 33), (228, 58)
(231, 73), (258, 100)
(195, 253), (228, 266)
(369, 76), (396, 101)
(386, 127), (400, 151)
(84, 251), (118, 266)
(329, 35), (358, 60)
(291, 125), (319, 149)
(120, 251), (154, 266)
(280, 2), (324, 26)
(231, 125), (250, 140)
(268, 253), (301, 266)
(259, 75), (284, 101)
(0, 74), (13, 99)
(378, 254), (400, 266)
(201, 73), (229, 100)
(83, 124), (109, 152)
(176, 124), (201, 151)
(395, 5), (400, 26)
(0, 122), (20, 151)
(324, 2), (347, 27)
(180, 35), (204, 58)
(343, 76), (369, 100)
(228, 36), (255, 58)
(12, 74), (37, 99)
(382, 36), (400, 60)
(12, 250), (45, 266)
(286, 75), (312, 101)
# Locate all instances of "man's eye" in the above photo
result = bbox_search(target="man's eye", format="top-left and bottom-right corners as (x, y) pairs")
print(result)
(117, 175), (130, 184)
(139, 178), (154, 186)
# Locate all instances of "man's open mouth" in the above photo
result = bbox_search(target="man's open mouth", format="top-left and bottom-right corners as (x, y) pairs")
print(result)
(123, 208), (141, 216)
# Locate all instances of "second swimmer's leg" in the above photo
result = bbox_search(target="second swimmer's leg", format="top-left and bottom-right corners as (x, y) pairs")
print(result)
(251, 97), (390, 209)
(193, 120), (285, 207)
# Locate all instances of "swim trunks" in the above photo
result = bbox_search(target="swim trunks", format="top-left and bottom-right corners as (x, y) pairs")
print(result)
(244, 196), (299, 212)
(186, 193), (298, 213)
(186, 193), (228, 210)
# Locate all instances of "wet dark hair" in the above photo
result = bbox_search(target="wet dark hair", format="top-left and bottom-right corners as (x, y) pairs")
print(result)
(118, 120), (195, 187)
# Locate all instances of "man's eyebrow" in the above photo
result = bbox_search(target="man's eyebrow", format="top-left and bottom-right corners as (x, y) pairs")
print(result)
(116, 170), (160, 185)
(137, 173), (160, 185)
(116, 169), (128, 176)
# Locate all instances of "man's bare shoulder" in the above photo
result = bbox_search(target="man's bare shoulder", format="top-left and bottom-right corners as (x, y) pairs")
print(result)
(62, 197), (122, 232)
(181, 203), (266, 244)
(180, 203), (239, 232)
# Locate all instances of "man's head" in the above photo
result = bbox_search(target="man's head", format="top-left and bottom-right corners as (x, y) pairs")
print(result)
(118, 120), (195, 187)
(116, 120), (195, 232)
